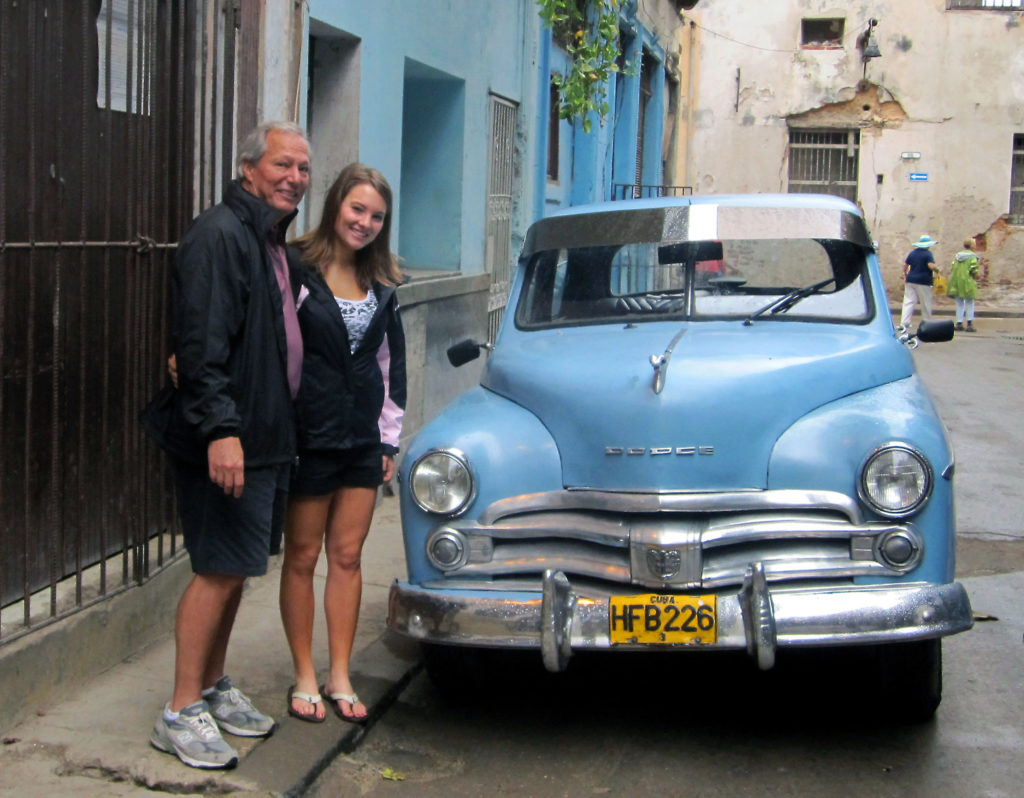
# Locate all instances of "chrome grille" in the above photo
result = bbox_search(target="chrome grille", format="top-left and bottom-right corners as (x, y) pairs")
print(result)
(429, 489), (917, 590)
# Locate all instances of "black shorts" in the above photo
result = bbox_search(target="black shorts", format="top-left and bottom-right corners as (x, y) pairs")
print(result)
(172, 459), (290, 577)
(291, 446), (383, 497)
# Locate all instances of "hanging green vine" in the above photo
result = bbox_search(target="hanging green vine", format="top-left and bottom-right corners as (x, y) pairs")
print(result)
(537, 0), (628, 133)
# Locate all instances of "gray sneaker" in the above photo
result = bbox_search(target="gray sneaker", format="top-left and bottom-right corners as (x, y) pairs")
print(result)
(205, 675), (276, 737)
(150, 701), (239, 769)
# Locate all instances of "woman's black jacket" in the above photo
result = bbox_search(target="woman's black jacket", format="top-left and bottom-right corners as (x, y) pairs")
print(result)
(294, 268), (406, 456)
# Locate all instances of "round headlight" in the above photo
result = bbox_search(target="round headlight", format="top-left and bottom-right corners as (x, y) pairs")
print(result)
(859, 445), (932, 517)
(410, 449), (474, 516)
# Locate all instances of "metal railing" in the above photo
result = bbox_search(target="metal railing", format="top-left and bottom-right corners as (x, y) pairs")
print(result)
(612, 184), (694, 201)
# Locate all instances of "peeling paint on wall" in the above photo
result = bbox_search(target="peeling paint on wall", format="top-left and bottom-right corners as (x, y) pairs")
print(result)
(787, 84), (907, 130)
(974, 217), (1024, 306)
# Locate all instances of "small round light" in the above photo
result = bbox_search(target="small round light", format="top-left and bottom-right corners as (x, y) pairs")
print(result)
(859, 445), (932, 517)
(410, 449), (474, 516)
(878, 530), (921, 569)
(427, 529), (468, 570)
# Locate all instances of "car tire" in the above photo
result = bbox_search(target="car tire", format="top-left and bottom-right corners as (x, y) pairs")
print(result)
(871, 638), (943, 724)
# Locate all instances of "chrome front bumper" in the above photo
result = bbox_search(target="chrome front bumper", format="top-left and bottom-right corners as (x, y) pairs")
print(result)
(387, 565), (974, 672)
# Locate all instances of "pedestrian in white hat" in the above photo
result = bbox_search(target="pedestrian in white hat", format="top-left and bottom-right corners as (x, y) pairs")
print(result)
(898, 235), (940, 332)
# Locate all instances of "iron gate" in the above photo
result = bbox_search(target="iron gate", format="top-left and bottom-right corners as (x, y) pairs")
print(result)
(0, 0), (258, 642)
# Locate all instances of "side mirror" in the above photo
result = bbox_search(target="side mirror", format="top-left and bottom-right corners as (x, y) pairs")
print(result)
(916, 320), (955, 343)
(447, 339), (489, 367)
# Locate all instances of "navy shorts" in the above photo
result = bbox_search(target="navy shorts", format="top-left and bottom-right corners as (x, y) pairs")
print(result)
(172, 459), (291, 577)
(291, 446), (383, 497)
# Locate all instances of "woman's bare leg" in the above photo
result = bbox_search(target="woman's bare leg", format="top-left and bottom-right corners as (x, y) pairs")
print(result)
(279, 495), (331, 720)
(322, 486), (377, 719)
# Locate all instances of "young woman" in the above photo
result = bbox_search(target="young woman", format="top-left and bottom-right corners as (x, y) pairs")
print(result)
(281, 163), (406, 723)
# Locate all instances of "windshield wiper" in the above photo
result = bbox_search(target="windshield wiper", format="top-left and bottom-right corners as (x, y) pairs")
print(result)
(743, 277), (835, 326)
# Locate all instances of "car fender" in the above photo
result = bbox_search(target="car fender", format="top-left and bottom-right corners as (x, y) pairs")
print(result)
(769, 375), (955, 583)
(399, 386), (562, 583)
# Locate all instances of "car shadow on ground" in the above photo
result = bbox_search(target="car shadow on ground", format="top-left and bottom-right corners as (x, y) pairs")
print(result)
(424, 645), (939, 734)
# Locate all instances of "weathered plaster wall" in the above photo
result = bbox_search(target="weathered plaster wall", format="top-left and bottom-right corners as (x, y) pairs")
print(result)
(683, 1), (1024, 307)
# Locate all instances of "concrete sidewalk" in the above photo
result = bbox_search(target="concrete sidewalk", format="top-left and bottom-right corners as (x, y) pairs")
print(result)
(0, 494), (421, 797)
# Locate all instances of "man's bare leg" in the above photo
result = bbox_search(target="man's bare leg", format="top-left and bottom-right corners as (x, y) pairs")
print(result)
(170, 572), (246, 712)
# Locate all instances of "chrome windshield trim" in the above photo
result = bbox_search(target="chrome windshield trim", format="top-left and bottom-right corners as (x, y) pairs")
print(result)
(521, 204), (873, 256)
(477, 489), (864, 526)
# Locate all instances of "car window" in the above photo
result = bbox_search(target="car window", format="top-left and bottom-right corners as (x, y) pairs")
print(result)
(516, 237), (871, 329)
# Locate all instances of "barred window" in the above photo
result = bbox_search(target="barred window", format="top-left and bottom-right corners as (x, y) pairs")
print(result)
(1010, 134), (1024, 224)
(787, 129), (860, 202)
(947, 1), (1022, 9)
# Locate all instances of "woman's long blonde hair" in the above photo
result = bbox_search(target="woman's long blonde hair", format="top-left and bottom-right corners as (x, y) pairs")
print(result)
(293, 163), (402, 289)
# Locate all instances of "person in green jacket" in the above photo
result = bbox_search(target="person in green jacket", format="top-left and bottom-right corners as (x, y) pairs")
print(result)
(947, 237), (980, 332)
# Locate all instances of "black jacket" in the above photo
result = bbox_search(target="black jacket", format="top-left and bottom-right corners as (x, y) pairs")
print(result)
(142, 181), (303, 467)
(295, 268), (406, 456)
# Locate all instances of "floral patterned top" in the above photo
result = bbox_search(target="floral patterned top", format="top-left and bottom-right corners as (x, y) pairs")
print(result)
(335, 290), (379, 353)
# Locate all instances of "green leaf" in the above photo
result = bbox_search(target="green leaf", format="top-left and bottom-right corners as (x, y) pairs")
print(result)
(380, 767), (406, 782)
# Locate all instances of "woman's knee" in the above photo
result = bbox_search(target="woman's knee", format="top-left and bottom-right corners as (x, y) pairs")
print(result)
(283, 538), (324, 574)
(325, 541), (363, 573)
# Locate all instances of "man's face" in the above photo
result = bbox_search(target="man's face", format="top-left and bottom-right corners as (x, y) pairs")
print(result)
(241, 130), (310, 216)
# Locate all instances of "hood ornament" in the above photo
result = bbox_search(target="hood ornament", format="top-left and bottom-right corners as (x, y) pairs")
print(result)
(650, 327), (688, 394)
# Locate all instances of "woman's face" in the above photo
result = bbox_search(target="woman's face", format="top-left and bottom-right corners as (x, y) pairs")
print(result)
(334, 182), (387, 252)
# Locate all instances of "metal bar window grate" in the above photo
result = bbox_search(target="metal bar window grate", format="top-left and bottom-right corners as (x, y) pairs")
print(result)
(486, 95), (518, 342)
(1010, 133), (1024, 224)
(947, 1), (1022, 9)
(787, 129), (860, 202)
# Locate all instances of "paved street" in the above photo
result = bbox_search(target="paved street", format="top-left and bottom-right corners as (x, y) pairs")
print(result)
(309, 319), (1024, 798)
(910, 318), (1024, 574)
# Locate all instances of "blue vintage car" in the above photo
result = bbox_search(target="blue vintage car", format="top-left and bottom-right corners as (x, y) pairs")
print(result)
(387, 194), (973, 720)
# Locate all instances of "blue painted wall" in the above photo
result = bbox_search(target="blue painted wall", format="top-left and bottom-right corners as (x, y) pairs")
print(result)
(305, 0), (541, 274)
(542, 3), (668, 213)
(305, 1), (671, 238)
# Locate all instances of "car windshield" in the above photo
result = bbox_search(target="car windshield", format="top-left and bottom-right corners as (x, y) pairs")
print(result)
(516, 237), (872, 329)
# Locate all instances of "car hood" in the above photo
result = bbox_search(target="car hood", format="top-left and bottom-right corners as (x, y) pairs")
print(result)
(482, 322), (913, 491)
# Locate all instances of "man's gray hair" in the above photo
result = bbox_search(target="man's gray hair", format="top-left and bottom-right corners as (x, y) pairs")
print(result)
(236, 121), (310, 179)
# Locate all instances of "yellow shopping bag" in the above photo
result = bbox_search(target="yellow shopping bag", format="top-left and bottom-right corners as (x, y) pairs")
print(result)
(933, 274), (947, 295)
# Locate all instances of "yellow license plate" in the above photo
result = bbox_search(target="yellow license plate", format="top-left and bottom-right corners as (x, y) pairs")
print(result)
(609, 594), (717, 645)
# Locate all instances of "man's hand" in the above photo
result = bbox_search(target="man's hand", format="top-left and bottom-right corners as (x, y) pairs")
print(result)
(167, 354), (179, 388)
(208, 437), (245, 497)
(382, 454), (395, 483)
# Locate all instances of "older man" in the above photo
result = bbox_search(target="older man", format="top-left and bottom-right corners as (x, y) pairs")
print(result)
(144, 121), (310, 769)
